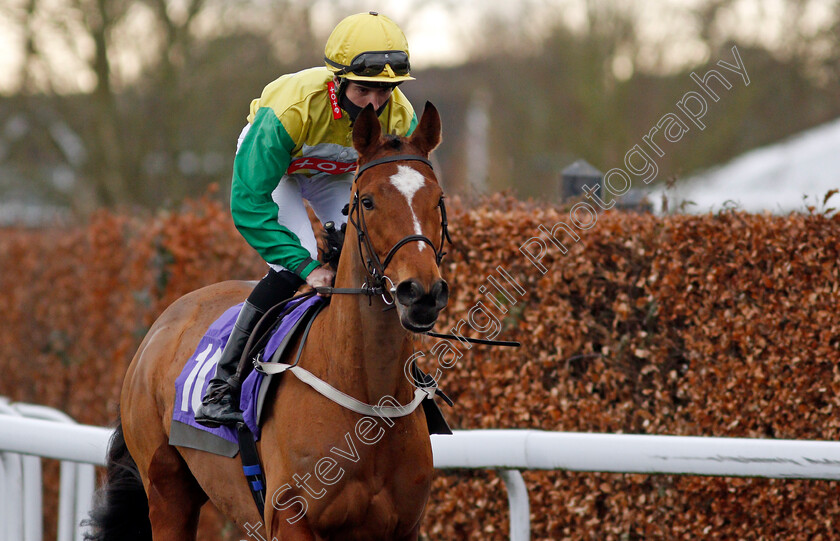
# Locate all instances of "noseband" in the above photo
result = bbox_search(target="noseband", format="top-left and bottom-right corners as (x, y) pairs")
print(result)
(348, 154), (452, 303)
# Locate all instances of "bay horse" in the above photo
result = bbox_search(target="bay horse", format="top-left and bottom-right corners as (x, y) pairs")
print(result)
(86, 103), (450, 540)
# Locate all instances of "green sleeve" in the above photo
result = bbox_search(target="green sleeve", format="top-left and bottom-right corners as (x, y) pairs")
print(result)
(230, 107), (321, 278)
(406, 111), (418, 136)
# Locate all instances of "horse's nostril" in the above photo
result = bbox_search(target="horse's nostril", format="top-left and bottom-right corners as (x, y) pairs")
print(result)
(431, 279), (449, 308)
(396, 279), (448, 311)
(396, 279), (424, 305)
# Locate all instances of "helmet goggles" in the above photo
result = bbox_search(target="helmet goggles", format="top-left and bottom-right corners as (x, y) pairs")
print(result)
(327, 50), (410, 78)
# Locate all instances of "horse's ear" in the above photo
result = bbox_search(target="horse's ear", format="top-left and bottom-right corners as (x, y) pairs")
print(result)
(409, 101), (442, 156)
(352, 104), (382, 156)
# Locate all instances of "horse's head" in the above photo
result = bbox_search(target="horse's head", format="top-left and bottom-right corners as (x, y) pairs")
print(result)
(348, 102), (449, 332)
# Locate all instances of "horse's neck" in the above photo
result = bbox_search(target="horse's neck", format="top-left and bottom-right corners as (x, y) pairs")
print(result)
(321, 254), (414, 403)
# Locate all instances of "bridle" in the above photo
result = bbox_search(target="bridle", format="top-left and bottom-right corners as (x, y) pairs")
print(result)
(314, 153), (519, 348)
(322, 153), (452, 304)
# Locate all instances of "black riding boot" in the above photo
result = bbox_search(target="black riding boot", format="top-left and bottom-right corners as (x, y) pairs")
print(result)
(194, 300), (265, 428)
(195, 269), (304, 428)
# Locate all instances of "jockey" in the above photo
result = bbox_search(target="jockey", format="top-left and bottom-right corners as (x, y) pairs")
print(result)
(196, 11), (418, 427)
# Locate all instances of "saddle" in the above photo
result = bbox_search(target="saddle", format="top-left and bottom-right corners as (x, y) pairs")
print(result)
(169, 296), (325, 456)
(169, 294), (452, 458)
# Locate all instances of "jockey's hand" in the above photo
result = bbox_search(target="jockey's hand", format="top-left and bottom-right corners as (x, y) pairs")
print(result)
(306, 267), (336, 296)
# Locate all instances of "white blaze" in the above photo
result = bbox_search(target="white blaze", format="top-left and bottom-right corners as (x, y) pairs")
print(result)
(390, 165), (426, 251)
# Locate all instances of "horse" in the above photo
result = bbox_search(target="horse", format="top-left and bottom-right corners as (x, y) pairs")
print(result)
(86, 102), (450, 541)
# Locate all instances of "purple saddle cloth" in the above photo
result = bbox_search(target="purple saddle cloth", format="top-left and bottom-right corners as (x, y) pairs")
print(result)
(171, 295), (323, 446)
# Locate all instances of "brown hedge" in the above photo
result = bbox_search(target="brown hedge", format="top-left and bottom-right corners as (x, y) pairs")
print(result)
(2, 191), (839, 540)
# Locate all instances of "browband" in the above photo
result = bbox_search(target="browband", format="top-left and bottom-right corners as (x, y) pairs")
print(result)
(355, 154), (432, 178)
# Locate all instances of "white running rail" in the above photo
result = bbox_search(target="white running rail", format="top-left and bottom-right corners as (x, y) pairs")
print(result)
(0, 399), (100, 541)
(4, 412), (840, 541)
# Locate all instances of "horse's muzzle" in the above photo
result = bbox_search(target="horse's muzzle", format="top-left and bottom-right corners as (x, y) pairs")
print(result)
(395, 278), (449, 332)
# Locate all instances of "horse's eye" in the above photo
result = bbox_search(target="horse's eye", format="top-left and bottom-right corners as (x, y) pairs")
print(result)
(361, 197), (375, 210)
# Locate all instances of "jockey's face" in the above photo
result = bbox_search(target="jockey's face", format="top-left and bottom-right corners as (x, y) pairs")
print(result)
(344, 82), (394, 111)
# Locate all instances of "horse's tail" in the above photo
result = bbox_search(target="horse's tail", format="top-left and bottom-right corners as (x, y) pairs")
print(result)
(83, 419), (152, 541)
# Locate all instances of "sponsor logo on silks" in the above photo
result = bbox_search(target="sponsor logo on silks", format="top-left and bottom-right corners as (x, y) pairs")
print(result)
(287, 157), (357, 175)
(327, 81), (342, 120)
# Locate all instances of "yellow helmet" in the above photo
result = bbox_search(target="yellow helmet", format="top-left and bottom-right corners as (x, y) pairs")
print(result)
(324, 12), (414, 83)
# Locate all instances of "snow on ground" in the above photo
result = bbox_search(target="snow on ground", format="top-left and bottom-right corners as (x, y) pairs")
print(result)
(649, 116), (840, 214)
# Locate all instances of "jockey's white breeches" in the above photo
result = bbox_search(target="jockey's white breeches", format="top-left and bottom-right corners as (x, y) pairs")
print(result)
(237, 123), (351, 274)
